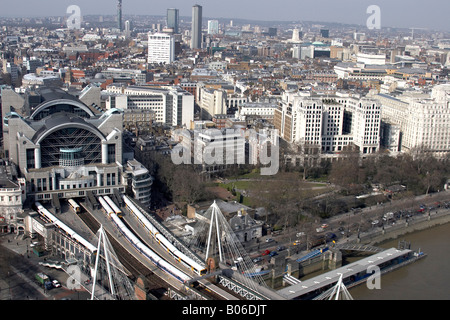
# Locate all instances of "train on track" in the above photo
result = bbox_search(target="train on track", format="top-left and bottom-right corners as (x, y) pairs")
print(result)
(35, 201), (97, 253)
(121, 195), (207, 277)
(97, 196), (195, 283)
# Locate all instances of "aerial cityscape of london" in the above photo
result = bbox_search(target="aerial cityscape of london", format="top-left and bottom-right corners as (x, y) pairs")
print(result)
(0, 0), (449, 314)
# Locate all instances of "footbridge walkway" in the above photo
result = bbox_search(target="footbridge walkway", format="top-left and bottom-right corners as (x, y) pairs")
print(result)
(334, 243), (384, 253)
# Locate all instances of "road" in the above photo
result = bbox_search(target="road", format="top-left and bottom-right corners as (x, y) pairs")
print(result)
(244, 191), (450, 263)
(0, 234), (90, 300)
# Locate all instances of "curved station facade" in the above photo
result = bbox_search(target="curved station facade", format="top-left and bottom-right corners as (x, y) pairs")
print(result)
(2, 86), (150, 204)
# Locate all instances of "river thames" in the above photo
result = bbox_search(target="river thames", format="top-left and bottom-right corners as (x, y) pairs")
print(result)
(349, 222), (450, 300)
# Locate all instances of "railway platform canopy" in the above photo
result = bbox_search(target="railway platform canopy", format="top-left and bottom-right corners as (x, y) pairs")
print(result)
(277, 247), (412, 300)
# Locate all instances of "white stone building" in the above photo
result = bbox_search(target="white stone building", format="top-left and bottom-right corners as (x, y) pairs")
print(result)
(106, 85), (194, 127)
(148, 32), (175, 64)
(274, 91), (381, 154)
(375, 84), (450, 158)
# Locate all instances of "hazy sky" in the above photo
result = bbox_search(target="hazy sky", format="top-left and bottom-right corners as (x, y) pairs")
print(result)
(2, 0), (450, 31)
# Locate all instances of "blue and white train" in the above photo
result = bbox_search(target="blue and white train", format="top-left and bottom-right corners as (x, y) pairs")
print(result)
(98, 196), (191, 283)
(103, 195), (122, 217)
(98, 196), (114, 216)
(35, 202), (97, 253)
(122, 195), (207, 277)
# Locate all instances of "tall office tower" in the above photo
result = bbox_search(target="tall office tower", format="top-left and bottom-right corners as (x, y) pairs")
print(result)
(167, 8), (179, 34)
(320, 29), (329, 38)
(191, 4), (202, 49)
(268, 27), (277, 37)
(148, 33), (175, 64)
(292, 28), (300, 42)
(207, 20), (219, 35)
(124, 20), (131, 37)
(117, 0), (122, 31)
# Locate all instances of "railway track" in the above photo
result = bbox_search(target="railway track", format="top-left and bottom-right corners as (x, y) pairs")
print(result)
(78, 203), (229, 300)
(77, 207), (173, 299)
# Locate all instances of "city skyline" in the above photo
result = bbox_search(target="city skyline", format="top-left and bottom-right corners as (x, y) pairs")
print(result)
(1, 0), (450, 32)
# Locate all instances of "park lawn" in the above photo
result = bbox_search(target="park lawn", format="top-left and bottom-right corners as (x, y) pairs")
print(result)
(216, 175), (332, 207)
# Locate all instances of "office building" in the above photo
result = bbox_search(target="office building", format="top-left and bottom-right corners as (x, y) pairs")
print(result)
(375, 84), (450, 158)
(198, 87), (227, 120)
(274, 91), (381, 155)
(106, 85), (194, 128)
(268, 28), (277, 37)
(291, 28), (301, 42)
(124, 20), (132, 37)
(320, 29), (329, 38)
(2, 61), (19, 84)
(117, 0), (122, 31)
(167, 8), (179, 34)
(148, 32), (175, 64)
(208, 20), (219, 35)
(101, 68), (152, 85)
(2, 87), (124, 201)
(124, 159), (153, 205)
(1, 86), (153, 204)
(195, 128), (245, 174)
(191, 4), (203, 49)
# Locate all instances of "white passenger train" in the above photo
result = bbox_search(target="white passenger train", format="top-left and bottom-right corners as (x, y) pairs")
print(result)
(68, 198), (81, 213)
(121, 195), (207, 277)
(35, 202), (97, 253)
(98, 196), (114, 216)
(98, 196), (191, 283)
(103, 195), (122, 217)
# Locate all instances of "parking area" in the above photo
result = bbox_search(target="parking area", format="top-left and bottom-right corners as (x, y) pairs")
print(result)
(0, 233), (90, 300)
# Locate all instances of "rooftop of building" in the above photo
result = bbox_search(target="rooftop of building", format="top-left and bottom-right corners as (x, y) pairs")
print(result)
(0, 160), (20, 189)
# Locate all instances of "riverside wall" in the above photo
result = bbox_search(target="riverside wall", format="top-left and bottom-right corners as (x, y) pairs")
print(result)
(357, 209), (450, 246)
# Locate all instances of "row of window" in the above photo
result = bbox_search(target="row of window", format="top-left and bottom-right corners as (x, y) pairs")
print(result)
(31, 172), (118, 192)
(0, 195), (20, 202)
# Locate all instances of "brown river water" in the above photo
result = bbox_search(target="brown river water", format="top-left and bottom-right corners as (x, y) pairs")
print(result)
(349, 222), (450, 300)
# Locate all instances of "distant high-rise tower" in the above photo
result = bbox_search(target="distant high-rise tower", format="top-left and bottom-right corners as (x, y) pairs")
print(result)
(124, 20), (131, 37)
(320, 29), (329, 38)
(208, 20), (219, 35)
(167, 8), (179, 34)
(191, 4), (202, 49)
(117, 0), (122, 31)
(292, 28), (300, 42)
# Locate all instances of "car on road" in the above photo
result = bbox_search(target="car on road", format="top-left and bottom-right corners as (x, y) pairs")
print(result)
(262, 250), (271, 256)
(52, 280), (61, 288)
(371, 219), (379, 225)
(253, 257), (262, 263)
(269, 251), (278, 257)
(326, 233), (337, 241)
(265, 238), (274, 243)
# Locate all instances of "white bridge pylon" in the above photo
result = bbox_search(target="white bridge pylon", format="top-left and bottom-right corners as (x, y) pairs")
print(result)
(205, 201), (225, 262)
(91, 224), (135, 300)
(314, 274), (354, 300)
(189, 200), (268, 291)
